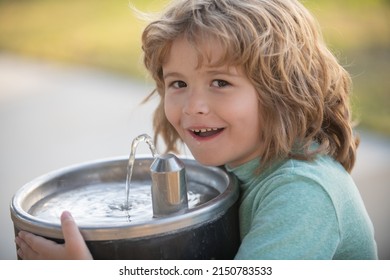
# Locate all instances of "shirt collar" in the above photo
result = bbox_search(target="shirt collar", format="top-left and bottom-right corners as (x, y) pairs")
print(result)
(225, 158), (260, 185)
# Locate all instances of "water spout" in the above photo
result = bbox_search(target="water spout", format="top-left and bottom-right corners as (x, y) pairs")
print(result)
(150, 154), (189, 217)
(125, 134), (188, 218)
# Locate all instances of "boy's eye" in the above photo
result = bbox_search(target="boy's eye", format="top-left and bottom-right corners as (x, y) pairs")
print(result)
(211, 79), (230, 88)
(171, 80), (187, 89)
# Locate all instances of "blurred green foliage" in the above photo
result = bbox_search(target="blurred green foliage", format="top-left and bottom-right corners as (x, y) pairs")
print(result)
(0, 0), (389, 135)
(0, 0), (159, 76)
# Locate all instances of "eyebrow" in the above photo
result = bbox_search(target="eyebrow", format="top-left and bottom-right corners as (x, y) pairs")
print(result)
(163, 68), (240, 80)
(206, 69), (240, 77)
(162, 71), (183, 80)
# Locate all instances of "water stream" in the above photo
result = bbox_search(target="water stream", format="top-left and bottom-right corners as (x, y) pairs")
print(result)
(125, 134), (158, 211)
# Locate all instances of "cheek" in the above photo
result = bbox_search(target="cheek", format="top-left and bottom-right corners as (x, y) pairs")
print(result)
(230, 95), (260, 123)
(164, 96), (180, 127)
(232, 97), (262, 138)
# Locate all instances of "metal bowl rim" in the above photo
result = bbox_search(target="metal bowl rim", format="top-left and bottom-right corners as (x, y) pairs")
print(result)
(10, 155), (239, 240)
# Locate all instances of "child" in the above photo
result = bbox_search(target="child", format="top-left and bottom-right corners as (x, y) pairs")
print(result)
(15, 0), (377, 259)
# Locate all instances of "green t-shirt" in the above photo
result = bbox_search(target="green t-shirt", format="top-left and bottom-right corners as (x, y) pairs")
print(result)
(226, 155), (378, 259)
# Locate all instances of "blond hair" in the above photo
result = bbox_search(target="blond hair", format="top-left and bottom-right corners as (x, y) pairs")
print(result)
(142, 0), (359, 172)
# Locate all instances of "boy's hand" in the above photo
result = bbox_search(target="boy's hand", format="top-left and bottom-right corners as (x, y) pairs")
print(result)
(15, 211), (93, 260)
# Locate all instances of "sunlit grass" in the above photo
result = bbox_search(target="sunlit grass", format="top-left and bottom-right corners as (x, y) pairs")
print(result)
(306, 0), (390, 135)
(0, 0), (389, 135)
(0, 0), (162, 77)
(306, 0), (390, 50)
(348, 49), (390, 135)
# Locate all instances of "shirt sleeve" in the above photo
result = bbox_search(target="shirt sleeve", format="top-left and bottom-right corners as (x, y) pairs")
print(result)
(234, 175), (340, 260)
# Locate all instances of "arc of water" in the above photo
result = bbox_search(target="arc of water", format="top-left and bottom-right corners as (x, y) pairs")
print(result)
(125, 134), (159, 210)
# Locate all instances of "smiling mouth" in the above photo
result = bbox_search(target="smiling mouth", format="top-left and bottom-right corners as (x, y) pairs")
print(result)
(189, 128), (224, 138)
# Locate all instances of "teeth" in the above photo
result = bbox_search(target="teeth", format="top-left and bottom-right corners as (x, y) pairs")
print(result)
(190, 128), (220, 133)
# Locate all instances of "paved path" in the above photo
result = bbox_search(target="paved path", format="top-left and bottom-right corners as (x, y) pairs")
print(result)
(0, 54), (389, 259)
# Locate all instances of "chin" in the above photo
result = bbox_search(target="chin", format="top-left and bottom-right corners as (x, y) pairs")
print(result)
(191, 154), (226, 167)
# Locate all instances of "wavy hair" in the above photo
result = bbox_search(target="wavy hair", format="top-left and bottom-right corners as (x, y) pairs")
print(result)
(141, 0), (359, 172)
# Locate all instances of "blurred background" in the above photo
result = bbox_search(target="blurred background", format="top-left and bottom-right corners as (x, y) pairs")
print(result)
(0, 0), (389, 259)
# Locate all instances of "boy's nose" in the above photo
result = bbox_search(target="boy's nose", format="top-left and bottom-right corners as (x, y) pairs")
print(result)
(183, 90), (210, 115)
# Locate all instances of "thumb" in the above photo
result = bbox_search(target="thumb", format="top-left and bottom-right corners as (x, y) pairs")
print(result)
(60, 211), (93, 259)
(61, 211), (84, 244)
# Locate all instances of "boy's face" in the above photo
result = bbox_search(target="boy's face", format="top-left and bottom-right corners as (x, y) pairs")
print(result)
(162, 37), (263, 167)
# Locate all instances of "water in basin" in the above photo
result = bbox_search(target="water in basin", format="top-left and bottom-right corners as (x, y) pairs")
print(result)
(28, 181), (219, 225)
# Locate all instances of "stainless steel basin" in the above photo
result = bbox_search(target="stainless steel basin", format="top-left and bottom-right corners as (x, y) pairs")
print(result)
(10, 156), (240, 259)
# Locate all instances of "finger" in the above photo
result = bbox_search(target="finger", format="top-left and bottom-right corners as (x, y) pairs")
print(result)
(15, 235), (29, 259)
(60, 211), (92, 259)
(18, 231), (58, 252)
(60, 211), (85, 246)
(15, 233), (39, 260)
(17, 247), (26, 259)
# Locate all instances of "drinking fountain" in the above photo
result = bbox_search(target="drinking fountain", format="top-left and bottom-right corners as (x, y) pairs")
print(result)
(10, 134), (240, 259)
